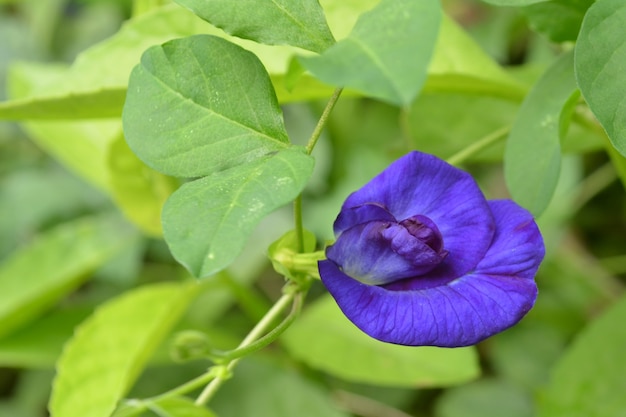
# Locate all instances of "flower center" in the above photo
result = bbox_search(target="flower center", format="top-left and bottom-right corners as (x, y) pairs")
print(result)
(399, 214), (445, 254)
(327, 212), (448, 286)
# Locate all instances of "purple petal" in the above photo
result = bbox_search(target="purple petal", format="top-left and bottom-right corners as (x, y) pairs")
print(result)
(326, 221), (444, 285)
(334, 203), (396, 236)
(336, 151), (495, 278)
(319, 199), (544, 347)
(400, 214), (445, 254)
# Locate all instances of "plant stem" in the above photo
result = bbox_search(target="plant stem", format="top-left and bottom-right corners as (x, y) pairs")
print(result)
(294, 195), (305, 253)
(572, 161), (617, 212)
(446, 125), (510, 166)
(194, 290), (297, 406)
(149, 370), (218, 403)
(305, 87), (344, 155)
(209, 292), (302, 361)
(294, 87), (344, 252)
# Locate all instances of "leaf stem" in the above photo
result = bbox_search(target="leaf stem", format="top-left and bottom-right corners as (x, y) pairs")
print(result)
(129, 369), (219, 412)
(305, 87), (344, 155)
(194, 289), (298, 406)
(209, 292), (302, 362)
(446, 125), (510, 166)
(294, 87), (343, 252)
(572, 161), (617, 212)
(294, 196), (305, 253)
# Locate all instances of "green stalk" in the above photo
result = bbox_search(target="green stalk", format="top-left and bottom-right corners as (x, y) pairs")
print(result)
(294, 87), (344, 252)
(305, 87), (344, 155)
(195, 290), (297, 406)
(446, 125), (510, 167)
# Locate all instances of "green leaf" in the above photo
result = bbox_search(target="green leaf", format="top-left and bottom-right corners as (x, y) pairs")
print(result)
(8, 119), (121, 192)
(319, 0), (380, 39)
(273, 74), (339, 103)
(504, 51), (579, 216)
(0, 88), (127, 120)
(0, 308), (91, 368)
(575, 0), (626, 156)
(162, 148), (314, 278)
(174, 0), (334, 53)
(123, 34), (290, 178)
(425, 15), (526, 101)
(538, 294), (626, 417)
(0, 215), (136, 339)
(108, 135), (177, 237)
(300, 0), (442, 107)
(522, 0), (595, 43)
(282, 296), (479, 387)
(49, 282), (199, 417)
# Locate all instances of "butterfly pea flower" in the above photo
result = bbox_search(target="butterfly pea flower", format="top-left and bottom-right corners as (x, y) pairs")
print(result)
(319, 151), (544, 347)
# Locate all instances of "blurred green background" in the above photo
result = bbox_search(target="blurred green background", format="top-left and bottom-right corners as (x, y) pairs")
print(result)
(0, 0), (624, 416)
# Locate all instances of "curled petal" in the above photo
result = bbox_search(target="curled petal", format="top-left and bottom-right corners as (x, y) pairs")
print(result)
(334, 203), (396, 236)
(327, 221), (444, 285)
(319, 200), (544, 347)
(336, 151), (495, 278)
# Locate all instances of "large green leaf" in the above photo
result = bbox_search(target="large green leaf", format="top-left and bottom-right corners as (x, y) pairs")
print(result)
(49, 282), (199, 417)
(0, 215), (136, 339)
(175, 0), (334, 53)
(123, 34), (290, 178)
(162, 148), (314, 278)
(575, 0), (626, 156)
(108, 135), (177, 237)
(538, 295), (626, 417)
(522, 0), (595, 43)
(7, 61), (123, 191)
(426, 15), (526, 100)
(504, 51), (579, 216)
(300, 0), (441, 107)
(319, 0), (379, 39)
(282, 295), (479, 387)
(0, 88), (126, 120)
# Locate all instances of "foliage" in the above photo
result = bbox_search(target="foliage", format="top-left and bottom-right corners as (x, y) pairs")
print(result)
(0, 0), (625, 416)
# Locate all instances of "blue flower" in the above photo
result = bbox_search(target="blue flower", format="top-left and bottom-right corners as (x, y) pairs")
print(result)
(319, 151), (545, 347)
